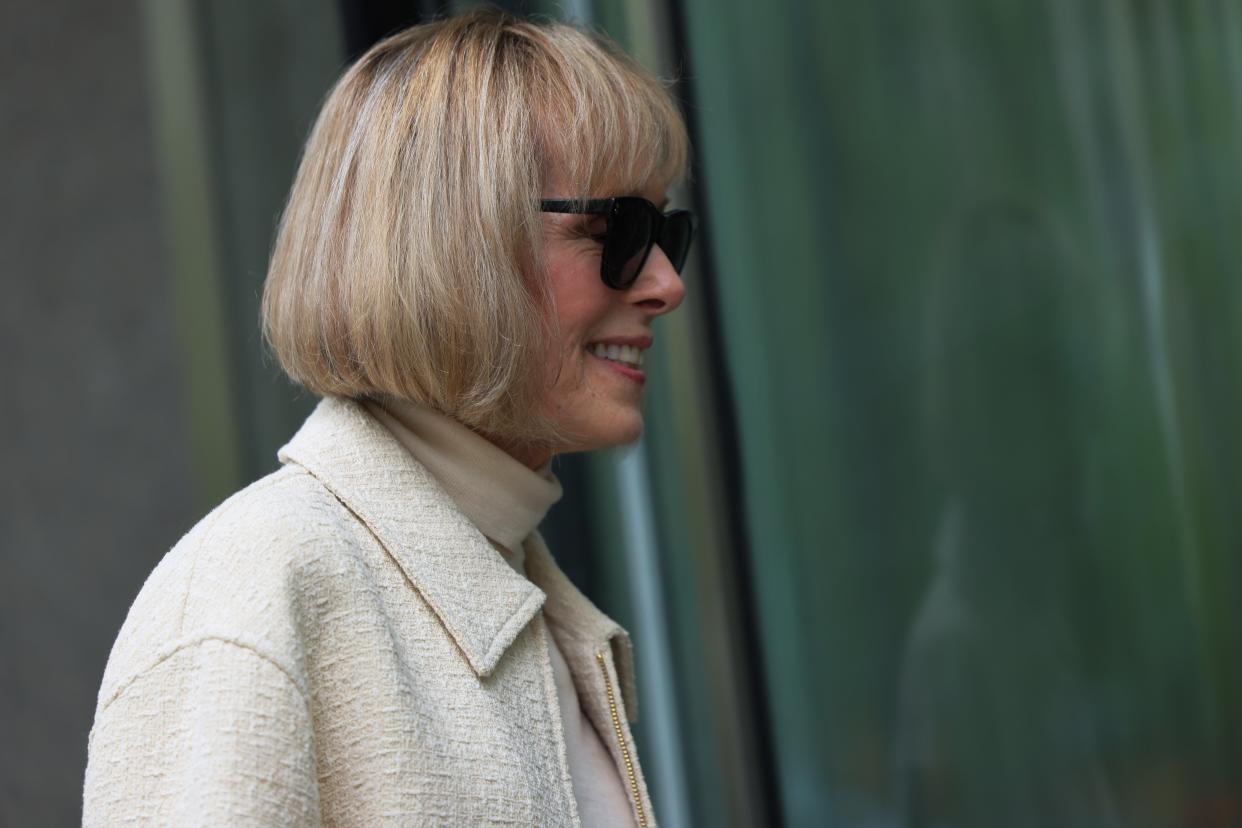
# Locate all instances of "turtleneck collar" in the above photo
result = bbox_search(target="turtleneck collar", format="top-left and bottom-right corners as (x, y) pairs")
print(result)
(362, 397), (562, 560)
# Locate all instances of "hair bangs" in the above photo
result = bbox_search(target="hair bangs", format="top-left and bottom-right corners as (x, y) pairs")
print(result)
(532, 28), (690, 199)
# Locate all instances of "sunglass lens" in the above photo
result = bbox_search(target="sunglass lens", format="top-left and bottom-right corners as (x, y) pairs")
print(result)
(660, 211), (695, 272)
(605, 201), (655, 289)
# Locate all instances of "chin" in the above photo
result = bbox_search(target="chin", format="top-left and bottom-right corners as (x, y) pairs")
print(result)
(608, 418), (645, 449)
(572, 410), (645, 453)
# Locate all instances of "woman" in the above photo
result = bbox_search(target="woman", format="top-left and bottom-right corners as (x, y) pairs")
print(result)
(83, 11), (693, 827)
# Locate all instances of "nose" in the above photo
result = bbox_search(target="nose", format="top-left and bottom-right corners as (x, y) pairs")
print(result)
(627, 244), (686, 315)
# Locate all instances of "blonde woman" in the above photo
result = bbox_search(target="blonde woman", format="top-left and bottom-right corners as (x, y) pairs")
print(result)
(83, 11), (693, 827)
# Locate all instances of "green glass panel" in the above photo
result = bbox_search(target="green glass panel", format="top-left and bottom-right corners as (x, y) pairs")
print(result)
(680, 1), (1242, 825)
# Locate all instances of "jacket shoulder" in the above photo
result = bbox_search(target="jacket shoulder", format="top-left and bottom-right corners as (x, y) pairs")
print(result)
(96, 462), (373, 712)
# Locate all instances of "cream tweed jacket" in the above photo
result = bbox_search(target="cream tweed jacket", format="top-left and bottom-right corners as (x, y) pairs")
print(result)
(83, 396), (656, 826)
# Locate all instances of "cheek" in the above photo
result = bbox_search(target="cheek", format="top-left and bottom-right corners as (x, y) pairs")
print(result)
(535, 310), (589, 416)
(545, 347), (583, 404)
(539, 240), (625, 423)
(552, 285), (605, 337)
(547, 289), (610, 371)
(545, 243), (613, 333)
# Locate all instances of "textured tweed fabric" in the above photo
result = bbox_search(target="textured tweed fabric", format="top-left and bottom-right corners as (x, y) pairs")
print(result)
(364, 397), (637, 827)
(83, 396), (655, 826)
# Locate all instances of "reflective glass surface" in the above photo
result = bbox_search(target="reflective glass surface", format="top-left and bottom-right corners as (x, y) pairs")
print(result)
(679, 2), (1242, 825)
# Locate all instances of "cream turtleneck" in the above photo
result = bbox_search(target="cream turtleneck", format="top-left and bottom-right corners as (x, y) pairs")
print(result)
(363, 397), (637, 828)
(363, 396), (561, 555)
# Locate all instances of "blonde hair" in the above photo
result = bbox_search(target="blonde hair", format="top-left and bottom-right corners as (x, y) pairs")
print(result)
(261, 9), (690, 443)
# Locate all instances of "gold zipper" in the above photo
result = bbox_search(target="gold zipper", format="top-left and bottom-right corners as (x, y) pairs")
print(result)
(596, 650), (648, 828)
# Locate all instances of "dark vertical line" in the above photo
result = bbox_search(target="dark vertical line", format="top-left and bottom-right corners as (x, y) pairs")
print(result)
(338, 0), (453, 62)
(486, 0), (544, 15)
(192, 0), (254, 485)
(665, 1), (786, 826)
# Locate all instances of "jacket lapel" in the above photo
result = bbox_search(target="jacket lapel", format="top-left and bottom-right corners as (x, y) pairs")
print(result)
(277, 396), (545, 678)
(524, 534), (641, 724)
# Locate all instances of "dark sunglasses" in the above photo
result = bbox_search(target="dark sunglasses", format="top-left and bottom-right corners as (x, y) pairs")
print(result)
(540, 197), (696, 290)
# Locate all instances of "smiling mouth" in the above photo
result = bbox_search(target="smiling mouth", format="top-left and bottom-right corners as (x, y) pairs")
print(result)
(587, 342), (646, 369)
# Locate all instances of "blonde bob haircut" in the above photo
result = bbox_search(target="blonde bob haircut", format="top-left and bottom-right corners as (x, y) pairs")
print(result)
(261, 9), (690, 443)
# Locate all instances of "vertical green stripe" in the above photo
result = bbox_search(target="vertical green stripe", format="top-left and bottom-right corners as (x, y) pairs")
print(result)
(141, 0), (242, 510)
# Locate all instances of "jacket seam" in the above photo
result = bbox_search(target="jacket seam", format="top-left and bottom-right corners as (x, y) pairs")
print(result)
(95, 634), (312, 720)
(175, 471), (295, 638)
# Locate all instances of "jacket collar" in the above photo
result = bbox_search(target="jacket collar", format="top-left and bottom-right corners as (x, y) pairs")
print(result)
(279, 396), (543, 678)
(278, 396), (636, 703)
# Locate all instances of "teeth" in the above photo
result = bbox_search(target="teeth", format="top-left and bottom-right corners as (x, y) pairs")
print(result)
(589, 342), (646, 368)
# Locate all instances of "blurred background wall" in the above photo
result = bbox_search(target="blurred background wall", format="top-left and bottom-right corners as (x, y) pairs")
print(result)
(3, 1), (1240, 826)
(0, 3), (196, 824)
